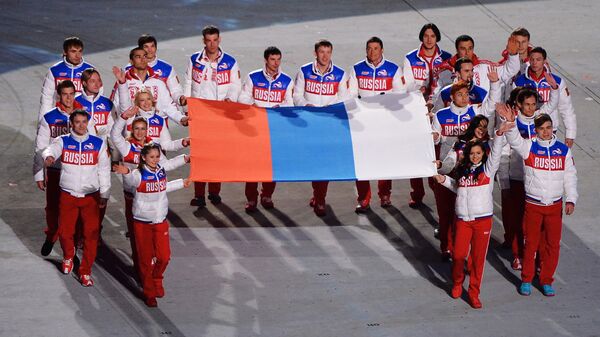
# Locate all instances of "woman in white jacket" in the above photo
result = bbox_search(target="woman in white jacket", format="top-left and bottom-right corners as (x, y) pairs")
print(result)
(113, 144), (191, 307)
(434, 121), (512, 309)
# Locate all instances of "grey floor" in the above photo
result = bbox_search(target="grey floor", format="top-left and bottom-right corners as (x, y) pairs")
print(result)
(1, 1), (599, 336)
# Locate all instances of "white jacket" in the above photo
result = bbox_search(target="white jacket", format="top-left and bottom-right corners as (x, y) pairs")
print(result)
(124, 164), (184, 223)
(42, 131), (111, 199)
(238, 69), (294, 107)
(348, 57), (406, 98)
(112, 68), (185, 124)
(33, 104), (96, 181)
(442, 135), (504, 221)
(293, 61), (349, 107)
(75, 88), (115, 141)
(183, 49), (241, 101)
(111, 111), (185, 153)
(505, 128), (578, 205)
(432, 80), (501, 158)
(38, 57), (95, 121)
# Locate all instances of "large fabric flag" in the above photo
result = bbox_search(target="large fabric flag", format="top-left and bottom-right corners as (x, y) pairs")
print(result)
(188, 92), (436, 182)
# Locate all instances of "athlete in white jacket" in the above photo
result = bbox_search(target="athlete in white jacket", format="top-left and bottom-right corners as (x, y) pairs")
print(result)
(113, 143), (191, 307)
(42, 110), (110, 287)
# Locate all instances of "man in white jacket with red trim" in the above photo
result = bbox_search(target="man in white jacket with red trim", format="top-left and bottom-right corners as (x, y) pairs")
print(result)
(42, 110), (111, 287)
(182, 25), (241, 207)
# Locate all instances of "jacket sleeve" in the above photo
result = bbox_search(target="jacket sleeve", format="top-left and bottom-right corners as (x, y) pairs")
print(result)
(348, 66), (359, 98)
(403, 57), (418, 92)
(97, 140), (112, 199)
(336, 71), (350, 103)
(477, 80), (501, 117)
(484, 134), (505, 176)
(33, 118), (51, 181)
(237, 73), (255, 105)
(42, 137), (64, 162)
(159, 154), (187, 171)
(441, 175), (458, 193)
(293, 70), (308, 106)
(167, 67), (184, 104)
(438, 148), (457, 175)
(563, 148), (578, 204)
(392, 66), (407, 93)
(225, 62), (242, 102)
(282, 79), (294, 107)
(183, 58), (192, 97)
(166, 178), (185, 193)
(505, 126), (531, 158)
(158, 128), (184, 152)
(557, 80), (577, 139)
(39, 69), (56, 121)
(157, 83), (185, 125)
(498, 53), (520, 84)
(116, 81), (132, 114)
(123, 169), (142, 191)
(110, 115), (132, 157)
(431, 114), (442, 145)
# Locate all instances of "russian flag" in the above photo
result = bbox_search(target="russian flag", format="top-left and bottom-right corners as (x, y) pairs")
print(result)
(188, 92), (436, 182)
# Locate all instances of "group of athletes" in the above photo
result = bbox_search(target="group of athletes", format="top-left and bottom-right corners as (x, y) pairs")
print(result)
(33, 23), (578, 309)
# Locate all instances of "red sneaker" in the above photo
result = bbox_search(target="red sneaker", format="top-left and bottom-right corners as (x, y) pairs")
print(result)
(80, 274), (94, 287)
(314, 203), (327, 217)
(62, 259), (73, 274)
(511, 258), (522, 270)
(380, 195), (392, 207)
(408, 199), (422, 209)
(468, 295), (482, 309)
(245, 201), (257, 213)
(355, 200), (370, 214)
(260, 196), (274, 209)
(145, 297), (158, 307)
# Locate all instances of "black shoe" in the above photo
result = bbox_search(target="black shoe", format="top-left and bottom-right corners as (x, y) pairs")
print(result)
(41, 239), (54, 256)
(190, 196), (206, 207)
(207, 194), (222, 205)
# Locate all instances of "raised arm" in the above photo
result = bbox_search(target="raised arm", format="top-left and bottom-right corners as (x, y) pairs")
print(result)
(477, 68), (502, 117)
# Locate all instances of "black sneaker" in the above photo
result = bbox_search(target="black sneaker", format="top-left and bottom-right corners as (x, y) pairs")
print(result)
(207, 194), (222, 205)
(41, 239), (55, 256)
(190, 196), (206, 207)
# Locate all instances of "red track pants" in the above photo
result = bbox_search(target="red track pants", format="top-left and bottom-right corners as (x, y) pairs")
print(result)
(245, 182), (276, 203)
(193, 182), (221, 197)
(44, 168), (61, 242)
(133, 220), (170, 300)
(356, 180), (391, 204)
(434, 182), (456, 253)
(312, 181), (329, 204)
(521, 202), (563, 285)
(452, 217), (492, 298)
(58, 191), (100, 275)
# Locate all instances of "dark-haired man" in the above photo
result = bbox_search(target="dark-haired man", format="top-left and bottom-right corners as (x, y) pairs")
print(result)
(35, 81), (96, 257)
(294, 39), (349, 216)
(239, 46), (294, 212)
(348, 36), (405, 212)
(42, 110), (111, 287)
(434, 57), (488, 111)
(39, 37), (95, 120)
(184, 25), (241, 207)
(513, 47), (576, 147)
(136, 34), (184, 104)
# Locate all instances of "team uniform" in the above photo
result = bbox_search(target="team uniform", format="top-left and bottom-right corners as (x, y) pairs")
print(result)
(505, 128), (578, 290)
(122, 163), (185, 304)
(110, 116), (186, 275)
(348, 57), (405, 207)
(293, 61), (349, 212)
(34, 102), (96, 245)
(432, 80), (501, 255)
(441, 134), (504, 305)
(75, 90), (115, 141)
(433, 82), (487, 112)
(238, 68), (294, 206)
(42, 130), (111, 283)
(513, 67), (577, 140)
(39, 57), (94, 120)
(442, 53), (520, 92)
(111, 67), (186, 125)
(403, 44), (452, 205)
(184, 48), (241, 201)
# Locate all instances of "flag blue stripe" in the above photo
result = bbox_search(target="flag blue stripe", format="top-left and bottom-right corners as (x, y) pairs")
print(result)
(266, 103), (357, 182)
